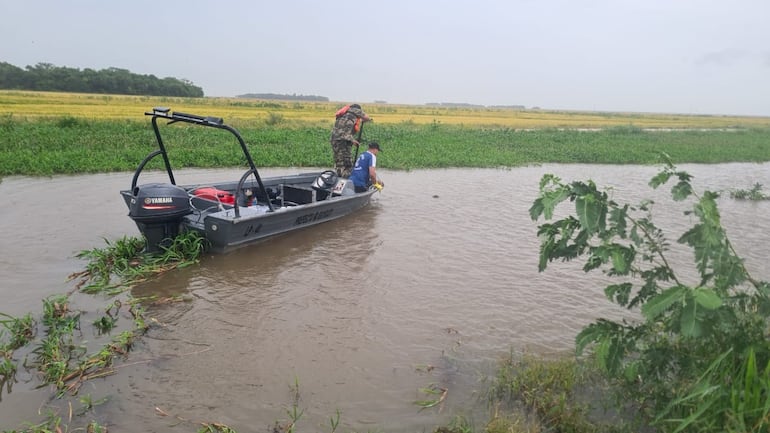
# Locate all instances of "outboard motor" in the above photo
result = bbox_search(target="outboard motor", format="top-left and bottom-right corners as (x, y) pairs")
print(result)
(128, 183), (192, 253)
(311, 170), (339, 200)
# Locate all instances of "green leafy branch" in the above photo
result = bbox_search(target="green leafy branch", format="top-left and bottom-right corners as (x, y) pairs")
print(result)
(530, 154), (770, 431)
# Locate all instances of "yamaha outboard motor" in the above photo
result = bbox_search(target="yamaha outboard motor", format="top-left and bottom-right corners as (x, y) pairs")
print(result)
(128, 183), (192, 253)
(311, 170), (339, 200)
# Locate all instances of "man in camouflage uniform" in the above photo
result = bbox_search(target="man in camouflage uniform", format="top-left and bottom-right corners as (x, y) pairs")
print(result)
(329, 104), (371, 177)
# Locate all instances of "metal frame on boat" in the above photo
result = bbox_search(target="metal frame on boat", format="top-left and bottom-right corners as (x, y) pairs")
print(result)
(120, 107), (377, 253)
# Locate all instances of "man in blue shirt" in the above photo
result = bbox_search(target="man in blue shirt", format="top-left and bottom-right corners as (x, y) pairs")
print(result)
(349, 142), (384, 193)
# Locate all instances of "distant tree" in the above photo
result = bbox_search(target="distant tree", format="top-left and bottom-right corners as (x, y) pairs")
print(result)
(0, 62), (25, 88)
(0, 61), (204, 97)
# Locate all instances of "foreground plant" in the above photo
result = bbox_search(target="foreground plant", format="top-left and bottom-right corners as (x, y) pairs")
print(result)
(530, 154), (770, 432)
(4, 405), (108, 433)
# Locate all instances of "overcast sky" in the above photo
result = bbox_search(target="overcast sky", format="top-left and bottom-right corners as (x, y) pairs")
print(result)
(3, 0), (769, 116)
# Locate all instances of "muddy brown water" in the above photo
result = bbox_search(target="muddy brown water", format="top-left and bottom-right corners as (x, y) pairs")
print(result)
(2, 164), (770, 432)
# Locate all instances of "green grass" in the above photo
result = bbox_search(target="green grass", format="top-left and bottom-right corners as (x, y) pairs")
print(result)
(1, 117), (770, 176)
(482, 351), (636, 433)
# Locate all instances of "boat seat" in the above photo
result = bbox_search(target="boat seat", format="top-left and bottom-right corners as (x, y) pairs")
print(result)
(281, 185), (316, 205)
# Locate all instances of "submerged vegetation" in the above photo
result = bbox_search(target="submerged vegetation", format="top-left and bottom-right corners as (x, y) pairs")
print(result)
(1, 231), (206, 433)
(1, 292), (146, 431)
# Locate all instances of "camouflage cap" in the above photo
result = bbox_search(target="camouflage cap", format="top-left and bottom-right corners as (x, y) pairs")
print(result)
(347, 104), (368, 120)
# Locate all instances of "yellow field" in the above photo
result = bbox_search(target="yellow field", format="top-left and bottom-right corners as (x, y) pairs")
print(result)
(2, 90), (769, 129)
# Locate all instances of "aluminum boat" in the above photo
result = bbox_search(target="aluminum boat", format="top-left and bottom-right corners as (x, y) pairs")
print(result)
(120, 107), (377, 253)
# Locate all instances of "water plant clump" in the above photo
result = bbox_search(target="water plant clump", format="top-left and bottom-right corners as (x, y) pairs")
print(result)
(0, 313), (35, 352)
(4, 404), (109, 433)
(0, 228), (212, 430)
(70, 230), (207, 294)
(1, 295), (152, 430)
(24, 296), (150, 396)
(530, 153), (770, 432)
(485, 351), (626, 433)
(730, 182), (770, 200)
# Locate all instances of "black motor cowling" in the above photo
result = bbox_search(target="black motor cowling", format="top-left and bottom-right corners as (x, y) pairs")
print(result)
(128, 183), (192, 252)
(129, 183), (191, 222)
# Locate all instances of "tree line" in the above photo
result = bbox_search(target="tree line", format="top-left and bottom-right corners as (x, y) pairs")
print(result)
(0, 61), (204, 97)
(237, 92), (328, 102)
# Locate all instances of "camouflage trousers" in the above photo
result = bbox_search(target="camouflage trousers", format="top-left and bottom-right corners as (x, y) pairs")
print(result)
(331, 139), (356, 178)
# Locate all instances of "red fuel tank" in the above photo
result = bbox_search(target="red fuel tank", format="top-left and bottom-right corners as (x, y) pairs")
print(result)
(193, 187), (235, 205)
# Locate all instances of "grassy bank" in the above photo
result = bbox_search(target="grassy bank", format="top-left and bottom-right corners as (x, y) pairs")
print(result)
(2, 116), (770, 176)
(3, 90), (770, 176)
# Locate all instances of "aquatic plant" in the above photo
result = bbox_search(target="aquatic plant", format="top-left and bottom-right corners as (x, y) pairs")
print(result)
(0, 297), (149, 432)
(92, 313), (117, 334)
(484, 351), (626, 433)
(328, 409), (341, 433)
(197, 423), (238, 433)
(0, 312), (35, 352)
(414, 383), (448, 412)
(71, 230), (206, 294)
(283, 376), (305, 433)
(0, 228), (209, 430)
(0, 356), (16, 399)
(4, 405), (108, 433)
(730, 182), (770, 200)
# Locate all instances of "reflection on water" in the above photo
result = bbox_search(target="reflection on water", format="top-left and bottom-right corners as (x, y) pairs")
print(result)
(2, 164), (770, 432)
